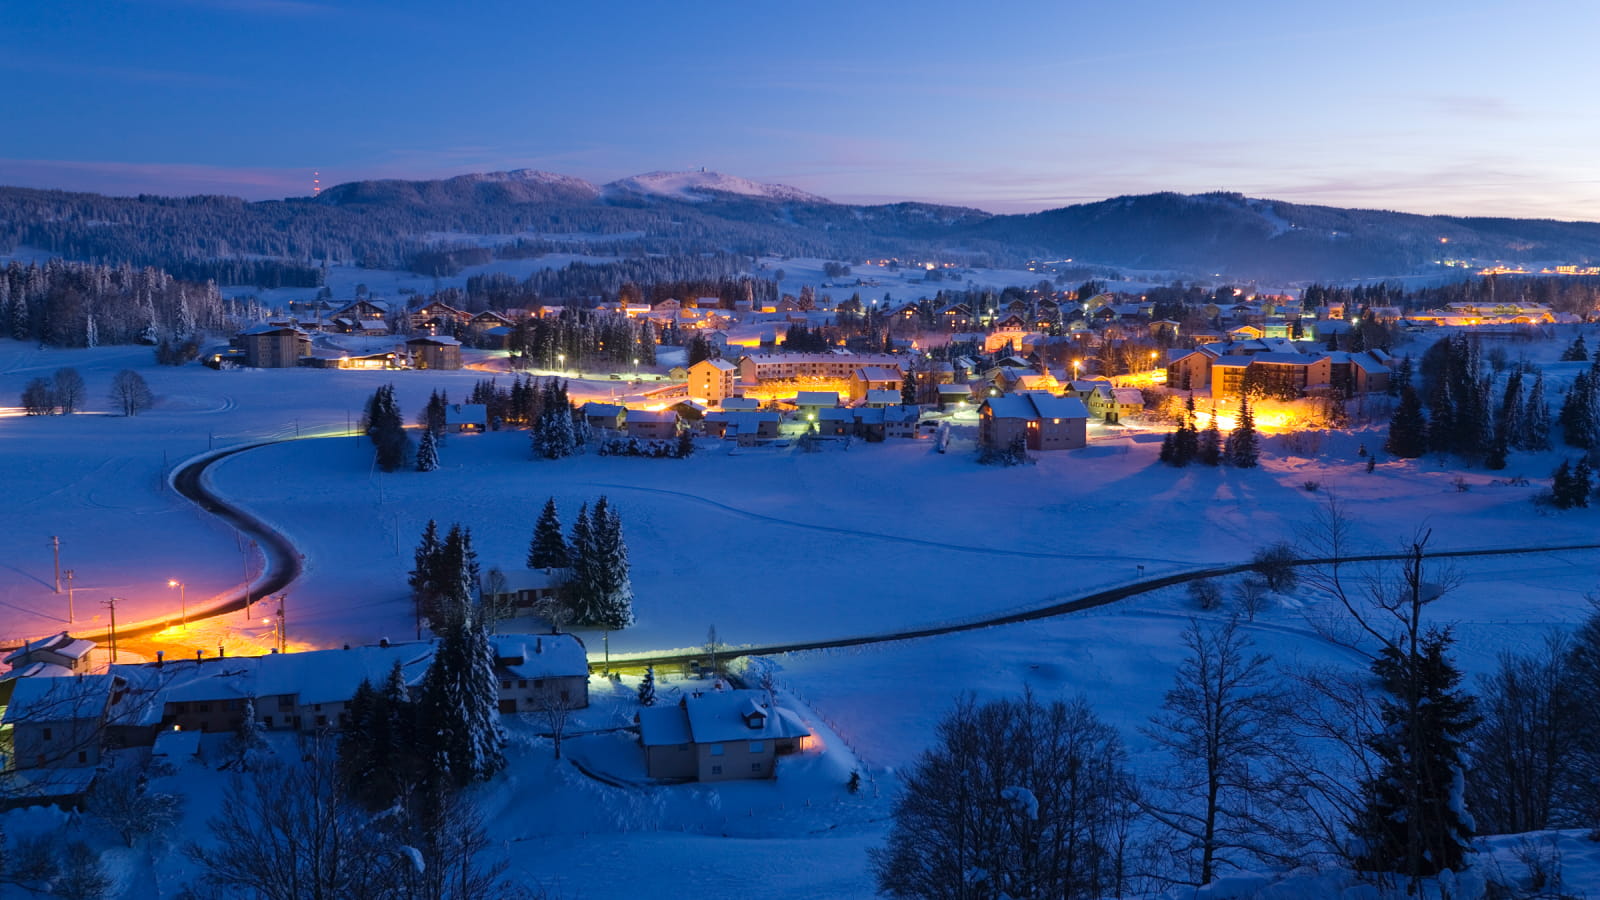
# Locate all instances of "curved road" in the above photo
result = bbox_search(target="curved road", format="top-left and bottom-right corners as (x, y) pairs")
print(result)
(127, 434), (1600, 671)
(99, 440), (305, 644)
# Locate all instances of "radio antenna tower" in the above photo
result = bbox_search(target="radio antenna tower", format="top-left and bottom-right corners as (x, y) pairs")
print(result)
(312, 171), (321, 196)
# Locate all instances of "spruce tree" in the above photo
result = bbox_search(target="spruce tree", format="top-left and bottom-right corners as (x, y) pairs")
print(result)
(1385, 385), (1429, 459)
(589, 497), (635, 630)
(901, 372), (917, 407)
(1357, 629), (1479, 879)
(366, 384), (411, 472)
(1159, 431), (1177, 465)
(1559, 372), (1600, 451)
(417, 600), (506, 789)
(527, 497), (569, 570)
(415, 429), (439, 472)
(567, 504), (597, 623)
(1498, 369), (1525, 451)
(638, 665), (657, 707)
(1226, 396), (1259, 468)
(1561, 335), (1589, 362)
(408, 520), (442, 636)
(1574, 457), (1595, 509)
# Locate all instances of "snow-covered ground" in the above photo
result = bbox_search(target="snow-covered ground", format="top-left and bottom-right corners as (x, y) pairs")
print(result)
(2, 330), (1599, 897)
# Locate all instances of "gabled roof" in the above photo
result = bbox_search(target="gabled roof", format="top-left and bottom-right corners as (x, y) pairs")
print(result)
(491, 633), (588, 681)
(581, 402), (626, 418)
(855, 366), (903, 380)
(718, 397), (761, 411)
(794, 391), (839, 407)
(2, 674), (116, 724)
(1250, 352), (1320, 365)
(863, 389), (901, 405)
(692, 358), (738, 372)
(407, 335), (461, 347)
(239, 323), (308, 337)
(626, 409), (678, 424)
(5, 632), (96, 666)
(683, 689), (811, 744)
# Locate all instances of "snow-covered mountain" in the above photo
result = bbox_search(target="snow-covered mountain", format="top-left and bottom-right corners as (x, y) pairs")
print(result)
(605, 170), (831, 205)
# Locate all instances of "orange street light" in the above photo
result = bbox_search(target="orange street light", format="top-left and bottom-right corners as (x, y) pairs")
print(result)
(168, 579), (186, 625)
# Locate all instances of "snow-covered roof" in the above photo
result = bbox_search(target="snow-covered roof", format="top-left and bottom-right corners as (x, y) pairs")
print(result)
(1112, 388), (1144, 404)
(626, 409), (678, 424)
(407, 335), (461, 347)
(693, 358), (738, 372)
(638, 704), (693, 746)
(2, 674), (115, 724)
(1210, 356), (1254, 369)
(937, 383), (973, 396)
(683, 690), (811, 744)
(5, 632), (97, 667)
(582, 402), (626, 418)
(863, 389), (901, 405)
(492, 633), (588, 680)
(855, 366), (903, 380)
(984, 393), (1088, 421)
(239, 323), (308, 337)
(1250, 352), (1320, 365)
(718, 397), (761, 411)
(794, 391), (839, 407)
(152, 728), (201, 759)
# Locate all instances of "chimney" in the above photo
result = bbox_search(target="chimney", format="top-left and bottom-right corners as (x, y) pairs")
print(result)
(196, 649), (204, 662)
(342, 643), (350, 650)
(270, 648), (279, 654)
(218, 645), (225, 658)
(535, 638), (542, 655)
(379, 638), (390, 648)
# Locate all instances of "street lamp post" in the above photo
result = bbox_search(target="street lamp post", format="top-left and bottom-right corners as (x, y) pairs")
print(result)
(105, 597), (120, 663)
(557, 353), (565, 375)
(169, 579), (186, 625)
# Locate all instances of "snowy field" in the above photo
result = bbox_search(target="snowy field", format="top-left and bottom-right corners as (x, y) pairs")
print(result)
(2, 331), (1600, 898)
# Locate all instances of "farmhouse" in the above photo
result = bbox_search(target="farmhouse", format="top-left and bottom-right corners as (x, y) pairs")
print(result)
(4, 633), (97, 675)
(625, 409), (680, 440)
(637, 689), (812, 782)
(492, 634), (589, 714)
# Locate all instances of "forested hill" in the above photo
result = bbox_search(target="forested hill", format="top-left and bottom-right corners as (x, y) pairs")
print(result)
(4, 170), (1600, 282)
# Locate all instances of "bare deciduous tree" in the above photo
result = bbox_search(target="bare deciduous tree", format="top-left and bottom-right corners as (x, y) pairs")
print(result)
(108, 369), (152, 416)
(1467, 634), (1584, 834)
(52, 367), (85, 414)
(1142, 618), (1298, 886)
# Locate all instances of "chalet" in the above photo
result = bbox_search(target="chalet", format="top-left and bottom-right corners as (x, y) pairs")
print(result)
(334, 299), (391, 322)
(978, 392), (1089, 451)
(492, 634), (589, 714)
(936, 383), (974, 407)
(637, 689), (812, 782)
(938, 304), (974, 330)
(5, 633), (97, 675)
(793, 392), (840, 417)
(1069, 379), (1114, 406)
(237, 324), (311, 368)
(862, 389), (902, 408)
(851, 365), (904, 398)
(1088, 387), (1145, 423)
(444, 403), (489, 433)
(687, 358), (740, 406)
(667, 365), (690, 381)
(469, 310), (514, 333)
(814, 407), (853, 436)
(581, 402), (627, 433)
(407, 336), (463, 370)
(480, 567), (567, 612)
(409, 301), (470, 335)
(702, 410), (781, 444)
(718, 397), (762, 412)
(625, 409), (680, 440)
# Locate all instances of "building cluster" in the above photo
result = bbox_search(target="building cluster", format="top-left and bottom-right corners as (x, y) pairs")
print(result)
(0, 630), (588, 802)
(1165, 339), (1395, 398)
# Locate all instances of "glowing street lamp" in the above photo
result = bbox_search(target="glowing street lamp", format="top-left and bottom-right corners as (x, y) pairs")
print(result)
(557, 353), (565, 374)
(168, 579), (186, 625)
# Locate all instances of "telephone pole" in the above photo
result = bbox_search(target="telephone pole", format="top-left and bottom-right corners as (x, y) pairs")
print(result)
(275, 594), (287, 653)
(64, 569), (75, 624)
(104, 597), (120, 663)
(51, 535), (61, 593)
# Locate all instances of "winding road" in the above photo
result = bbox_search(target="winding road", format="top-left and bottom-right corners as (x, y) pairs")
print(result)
(135, 435), (1600, 670)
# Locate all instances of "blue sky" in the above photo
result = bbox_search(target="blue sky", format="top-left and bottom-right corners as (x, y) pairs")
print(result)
(4, 0), (1598, 217)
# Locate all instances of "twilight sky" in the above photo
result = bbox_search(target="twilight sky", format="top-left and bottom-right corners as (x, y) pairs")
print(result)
(4, 0), (1599, 218)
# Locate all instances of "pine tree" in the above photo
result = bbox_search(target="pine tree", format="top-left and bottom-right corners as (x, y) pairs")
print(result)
(408, 520), (442, 637)
(415, 429), (439, 472)
(1385, 386), (1429, 459)
(1357, 629), (1479, 879)
(527, 497), (570, 570)
(1428, 379), (1457, 456)
(366, 384), (410, 472)
(422, 389), (447, 437)
(1574, 457), (1595, 509)
(638, 665), (657, 706)
(901, 372), (917, 407)
(1498, 369), (1526, 451)
(530, 379), (577, 459)
(1159, 432), (1178, 465)
(1226, 396), (1259, 468)
(1561, 335), (1589, 362)
(1559, 372), (1600, 451)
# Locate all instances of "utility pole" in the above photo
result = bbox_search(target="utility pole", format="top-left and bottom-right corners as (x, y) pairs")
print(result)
(104, 597), (119, 663)
(64, 569), (75, 624)
(51, 535), (61, 593)
(276, 594), (287, 653)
